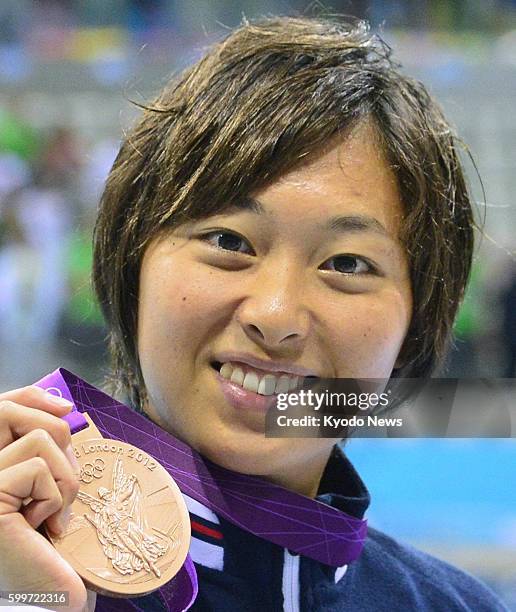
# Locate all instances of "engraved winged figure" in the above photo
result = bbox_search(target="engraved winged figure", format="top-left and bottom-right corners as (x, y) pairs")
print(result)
(77, 457), (169, 577)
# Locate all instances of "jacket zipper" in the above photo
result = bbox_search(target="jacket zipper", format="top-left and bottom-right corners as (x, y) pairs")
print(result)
(282, 549), (300, 612)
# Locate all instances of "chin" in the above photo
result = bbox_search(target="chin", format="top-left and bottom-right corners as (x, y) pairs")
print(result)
(196, 433), (288, 476)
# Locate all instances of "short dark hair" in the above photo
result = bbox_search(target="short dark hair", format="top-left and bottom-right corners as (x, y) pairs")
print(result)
(92, 15), (474, 410)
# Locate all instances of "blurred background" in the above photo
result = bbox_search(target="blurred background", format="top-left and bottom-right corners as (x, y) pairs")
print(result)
(0, 0), (515, 608)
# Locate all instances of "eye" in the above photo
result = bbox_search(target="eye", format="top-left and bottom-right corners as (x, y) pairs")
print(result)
(320, 254), (375, 275)
(198, 230), (254, 255)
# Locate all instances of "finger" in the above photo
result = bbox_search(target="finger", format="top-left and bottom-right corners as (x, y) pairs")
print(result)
(0, 457), (63, 530)
(0, 385), (74, 415)
(0, 400), (73, 453)
(0, 510), (88, 611)
(0, 429), (80, 534)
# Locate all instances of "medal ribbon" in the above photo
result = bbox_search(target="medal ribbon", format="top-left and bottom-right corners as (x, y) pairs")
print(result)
(35, 369), (368, 608)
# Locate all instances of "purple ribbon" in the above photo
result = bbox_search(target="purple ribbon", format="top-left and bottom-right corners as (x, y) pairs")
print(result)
(35, 368), (368, 609)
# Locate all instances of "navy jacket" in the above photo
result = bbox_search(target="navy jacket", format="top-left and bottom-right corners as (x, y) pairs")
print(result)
(122, 446), (509, 611)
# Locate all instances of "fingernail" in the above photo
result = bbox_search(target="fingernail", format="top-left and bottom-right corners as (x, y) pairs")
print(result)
(46, 393), (74, 409)
(65, 443), (80, 473)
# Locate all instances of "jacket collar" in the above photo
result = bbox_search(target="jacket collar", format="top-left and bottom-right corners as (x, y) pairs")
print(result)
(316, 444), (370, 520)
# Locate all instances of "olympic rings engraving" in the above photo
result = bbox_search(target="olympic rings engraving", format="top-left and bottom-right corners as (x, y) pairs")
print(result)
(79, 458), (106, 483)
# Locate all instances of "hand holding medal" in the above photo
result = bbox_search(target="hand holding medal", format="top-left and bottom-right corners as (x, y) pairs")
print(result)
(0, 384), (92, 611)
(0, 381), (195, 612)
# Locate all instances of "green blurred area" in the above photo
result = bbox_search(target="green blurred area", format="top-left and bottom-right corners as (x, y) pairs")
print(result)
(65, 229), (103, 325)
(0, 108), (39, 160)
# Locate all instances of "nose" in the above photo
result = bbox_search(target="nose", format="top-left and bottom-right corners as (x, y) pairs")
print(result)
(236, 262), (310, 350)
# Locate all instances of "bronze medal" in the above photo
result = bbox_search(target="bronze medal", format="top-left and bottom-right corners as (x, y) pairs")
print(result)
(46, 413), (191, 598)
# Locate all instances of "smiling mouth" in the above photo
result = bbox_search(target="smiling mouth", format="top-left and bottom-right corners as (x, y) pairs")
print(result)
(211, 361), (307, 396)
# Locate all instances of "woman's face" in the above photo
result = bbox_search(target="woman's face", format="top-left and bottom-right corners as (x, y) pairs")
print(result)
(137, 122), (413, 496)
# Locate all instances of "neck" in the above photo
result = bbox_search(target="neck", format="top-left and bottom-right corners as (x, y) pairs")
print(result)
(142, 400), (335, 498)
(260, 447), (334, 498)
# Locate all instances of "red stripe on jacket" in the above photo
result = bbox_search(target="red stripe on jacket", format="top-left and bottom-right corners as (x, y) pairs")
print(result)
(191, 519), (223, 540)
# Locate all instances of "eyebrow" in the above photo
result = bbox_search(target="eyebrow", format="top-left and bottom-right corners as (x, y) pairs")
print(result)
(232, 196), (391, 237)
(326, 214), (389, 237)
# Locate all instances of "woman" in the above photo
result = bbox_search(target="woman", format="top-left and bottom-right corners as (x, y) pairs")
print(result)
(0, 16), (508, 611)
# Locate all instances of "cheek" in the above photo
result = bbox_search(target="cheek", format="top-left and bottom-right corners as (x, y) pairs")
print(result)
(138, 260), (233, 363)
(326, 290), (410, 376)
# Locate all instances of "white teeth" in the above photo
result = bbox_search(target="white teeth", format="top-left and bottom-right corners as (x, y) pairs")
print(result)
(216, 361), (302, 395)
(275, 375), (291, 394)
(230, 367), (245, 386)
(258, 375), (277, 396)
(220, 363), (233, 379)
(242, 371), (259, 393)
